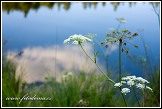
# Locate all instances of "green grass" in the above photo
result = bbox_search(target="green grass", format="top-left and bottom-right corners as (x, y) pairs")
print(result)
(18, 72), (116, 107)
(144, 69), (160, 107)
(2, 57), (21, 107)
(2, 57), (160, 107)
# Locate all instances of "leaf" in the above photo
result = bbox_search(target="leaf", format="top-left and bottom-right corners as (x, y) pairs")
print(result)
(122, 29), (129, 33)
(100, 41), (105, 46)
(132, 33), (138, 37)
(134, 45), (138, 48)
(122, 48), (124, 52)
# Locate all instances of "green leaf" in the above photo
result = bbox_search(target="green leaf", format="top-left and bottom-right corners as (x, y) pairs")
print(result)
(122, 29), (129, 33)
(100, 41), (105, 46)
(134, 45), (138, 48)
(132, 33), (138, 37)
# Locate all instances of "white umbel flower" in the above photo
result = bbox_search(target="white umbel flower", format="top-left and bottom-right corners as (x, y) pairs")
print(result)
(122, 75), (136, 81)
(64, 34), (92, 45)
(121, 81), (126, 84)
(135, 77), (149, 84)
(64, 38), (71, 43)
(121, 88), (130, 95)
(136, 83), (145, 89)
(127, 80), (135, 87)
(78, 99), (84, 104)
(72, 40), (79, 45)
(114, 75), (153, 95)
(146, 86), (153, 92)
(114, 82), (122, 87)
(62, 72), (73, 81)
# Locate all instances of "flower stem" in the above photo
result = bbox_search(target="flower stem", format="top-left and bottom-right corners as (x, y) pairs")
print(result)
(80, 44), (128, 107)
(119, 41), (122, 81)
(79, 44), (115, 84)
(120, 87), (128, 107)
(118, 41), (128, 106)
(142, 89), (145, 107)
(133, 86), (140, 107)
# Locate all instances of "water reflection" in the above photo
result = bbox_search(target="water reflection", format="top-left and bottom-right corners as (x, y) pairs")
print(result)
(2, 2), (160, 84)
(6, 44), (117, 83)
(2, 2), (159, 17)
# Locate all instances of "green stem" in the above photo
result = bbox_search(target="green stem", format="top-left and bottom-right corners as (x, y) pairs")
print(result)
(133, 86), (140, 107)
(105, 55), (109, 76)
(79, 44), (115, 84)
(120, 87), (128, 107)
(117, 23), (121, 31)
(139, 34), (152, 78)
(80, 43), (128, 107)
(142, 89), (145, 107)
(119, 41), (127, 106)
(119, 41), (122, 81)
(105, 55), (110, 90)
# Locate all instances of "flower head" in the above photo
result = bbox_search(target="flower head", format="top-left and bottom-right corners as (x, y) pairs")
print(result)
(146, 86), (153, 92)
(77, 99), (89, 106)
(62, 72), (73, 81)
(64, 34), (93, 45)
(136, 83), (145, 89)
(121, 88), (130, 95)
(122, 75), (136, 81)
(114, 75), (153, 95)
(135, 77), (149, 84)
(121, 81), (126, 84)
(127, 80), (135, 87)
(114, 82), (122, 87)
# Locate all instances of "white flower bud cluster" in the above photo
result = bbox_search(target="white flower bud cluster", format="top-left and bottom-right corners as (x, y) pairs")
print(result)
(64, 34), (92, 45)
(114, 75), (153, 95)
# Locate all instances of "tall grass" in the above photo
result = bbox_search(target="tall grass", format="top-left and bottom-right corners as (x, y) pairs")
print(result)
(2, 66), (117, 107)
(2, 57), (21, 106)
(2, 57), (160, 107)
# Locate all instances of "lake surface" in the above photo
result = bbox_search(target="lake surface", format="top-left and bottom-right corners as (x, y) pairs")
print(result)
(2, 2), (160, 83)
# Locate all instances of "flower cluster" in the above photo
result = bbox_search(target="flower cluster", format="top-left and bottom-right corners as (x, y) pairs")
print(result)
(101, 28), (138, 55)
(62, 72), (73, 81)
(64, 34), (93, 45)
(121, 88), (130, 95)
(77, 99), (89, 107)
(114, 75), (153, 95)
(116, 18), (127, 23)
